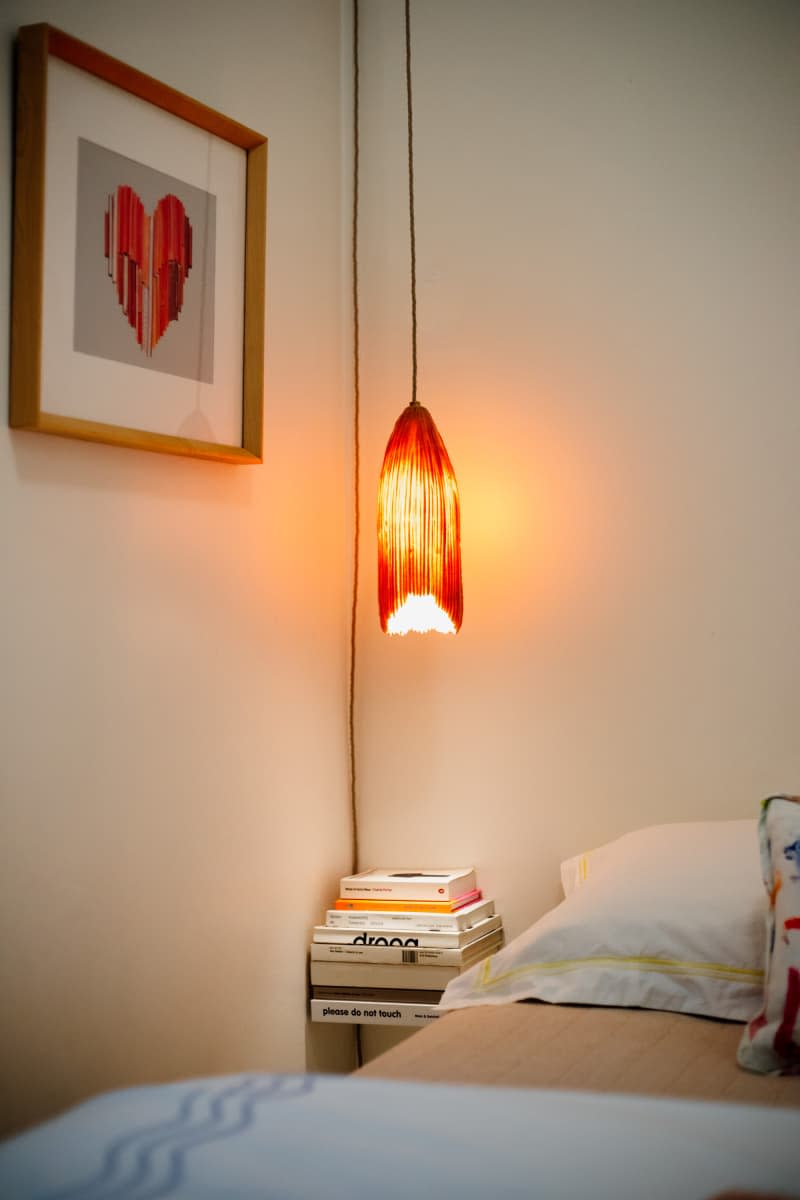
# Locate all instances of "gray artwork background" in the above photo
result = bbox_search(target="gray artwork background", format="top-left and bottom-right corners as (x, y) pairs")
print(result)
(73, 138), (216, 383)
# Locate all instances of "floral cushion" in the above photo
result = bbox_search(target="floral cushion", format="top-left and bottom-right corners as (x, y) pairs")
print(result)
(737, 795), (800, 1075)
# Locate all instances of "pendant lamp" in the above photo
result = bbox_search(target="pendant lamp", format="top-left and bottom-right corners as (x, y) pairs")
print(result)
(376, 0), (463, 636)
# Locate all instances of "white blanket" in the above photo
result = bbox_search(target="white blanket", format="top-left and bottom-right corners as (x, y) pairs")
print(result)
(0, 1072), (795, 1199)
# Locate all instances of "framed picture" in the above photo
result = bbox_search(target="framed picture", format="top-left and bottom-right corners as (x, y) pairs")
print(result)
(10, 24), (267, 464)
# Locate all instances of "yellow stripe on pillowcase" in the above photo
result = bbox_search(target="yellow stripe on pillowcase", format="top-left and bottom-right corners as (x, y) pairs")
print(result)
(474, 954), (764, 991)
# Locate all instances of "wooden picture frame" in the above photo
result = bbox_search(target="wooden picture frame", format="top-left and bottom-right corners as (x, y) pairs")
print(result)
(10, 24), (267, 464)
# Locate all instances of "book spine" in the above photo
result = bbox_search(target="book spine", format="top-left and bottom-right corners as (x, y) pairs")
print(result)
(310, 961), (460, 989)
(324, 899), (495, 930)
(311, 943), (472, 965)
(334, 889), (481, 914)
(339, 871), (476, 901)
(312, 986), (442, 1002)
(310, 999), (442, 1027)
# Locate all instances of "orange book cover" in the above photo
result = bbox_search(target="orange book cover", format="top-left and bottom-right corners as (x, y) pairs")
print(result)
(334, 889), (482, 914)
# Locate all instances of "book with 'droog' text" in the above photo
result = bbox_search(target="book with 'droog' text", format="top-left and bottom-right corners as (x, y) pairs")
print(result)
(310, 926), (503, 967)
(312, 913), (502, 949)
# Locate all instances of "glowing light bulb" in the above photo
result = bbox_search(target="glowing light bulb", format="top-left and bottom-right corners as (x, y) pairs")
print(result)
(386, 594), (457, 636)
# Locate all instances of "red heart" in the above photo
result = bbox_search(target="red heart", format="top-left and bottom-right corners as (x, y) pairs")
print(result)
(104, 186), (193, 355)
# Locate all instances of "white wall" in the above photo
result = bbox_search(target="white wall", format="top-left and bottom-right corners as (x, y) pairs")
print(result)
(4, 0), (800, 1114)
(355, 0), (800, 959)
(0, 0), (354, 1134)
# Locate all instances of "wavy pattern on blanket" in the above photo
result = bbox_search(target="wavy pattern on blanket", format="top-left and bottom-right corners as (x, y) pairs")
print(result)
(37, 1075), (315, 1200)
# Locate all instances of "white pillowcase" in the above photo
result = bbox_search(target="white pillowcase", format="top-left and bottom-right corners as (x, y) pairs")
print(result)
(441, 819), (765, 1021)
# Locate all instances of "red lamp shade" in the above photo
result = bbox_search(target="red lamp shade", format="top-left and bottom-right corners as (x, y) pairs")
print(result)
(377, 402), (463, 635)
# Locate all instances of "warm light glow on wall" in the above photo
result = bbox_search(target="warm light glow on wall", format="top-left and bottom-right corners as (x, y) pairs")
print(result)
(377, 401), (463, 635)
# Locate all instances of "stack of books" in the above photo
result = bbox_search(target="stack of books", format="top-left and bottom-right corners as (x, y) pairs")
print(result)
(309, 868), (503, 1027)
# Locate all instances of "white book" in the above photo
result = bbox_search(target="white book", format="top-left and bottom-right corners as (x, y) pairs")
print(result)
(311, 913), (503, 950)
(310, 999), (442, 1027)
(325, 897), (495, 932)
(311, 959), (477, 989)
(310, 927), (503, 966)
(339, 867), (477, 902)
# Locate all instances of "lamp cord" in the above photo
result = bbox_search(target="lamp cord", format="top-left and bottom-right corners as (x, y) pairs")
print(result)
(405, 0), (419, 407)
(349, 0), (361, 881)
(346, 0), (417, 1069)
(347, 0), (418, 864)
(350, 0), (363, 1072)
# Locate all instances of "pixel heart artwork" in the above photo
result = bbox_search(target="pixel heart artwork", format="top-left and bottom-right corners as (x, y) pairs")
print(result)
(105, 186), (192, 356)
(74, 138), (216, 384)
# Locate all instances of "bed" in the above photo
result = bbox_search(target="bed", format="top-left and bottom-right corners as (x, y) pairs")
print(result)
(1, 802), (798, 1198)
(356, 1001), (800, 1106)
(357, 803), (800, 1112)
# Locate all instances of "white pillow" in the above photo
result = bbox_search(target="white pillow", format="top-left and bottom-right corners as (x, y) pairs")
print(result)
(441, 819), (765, 1021)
